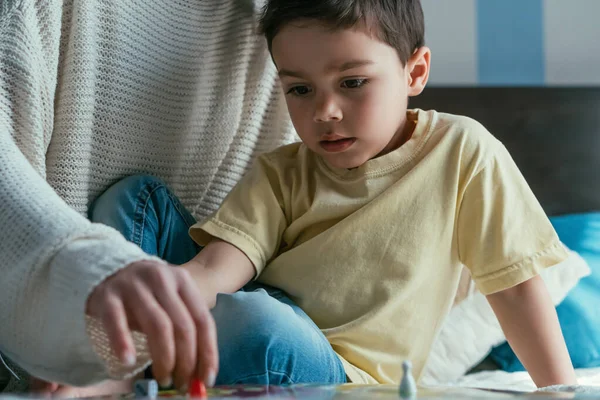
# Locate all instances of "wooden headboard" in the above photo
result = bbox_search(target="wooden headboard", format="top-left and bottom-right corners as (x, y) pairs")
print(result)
(410, 87), (600, 216)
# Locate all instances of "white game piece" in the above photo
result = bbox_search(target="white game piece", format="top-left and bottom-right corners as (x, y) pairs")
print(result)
(399, 360), (417, 399)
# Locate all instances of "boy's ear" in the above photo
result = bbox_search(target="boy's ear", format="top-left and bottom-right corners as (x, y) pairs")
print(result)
(407, 46), (431, 97)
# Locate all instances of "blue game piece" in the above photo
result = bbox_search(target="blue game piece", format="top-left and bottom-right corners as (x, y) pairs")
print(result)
(399, 360), (417, 399)
(134, 379), (159, 398)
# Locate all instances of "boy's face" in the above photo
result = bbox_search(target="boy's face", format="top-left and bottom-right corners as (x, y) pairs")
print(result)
(272, 21), (430, 169)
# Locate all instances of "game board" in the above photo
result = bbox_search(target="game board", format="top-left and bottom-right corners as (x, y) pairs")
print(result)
(117, 384), (597, 399)
(0, 384), (595, 400)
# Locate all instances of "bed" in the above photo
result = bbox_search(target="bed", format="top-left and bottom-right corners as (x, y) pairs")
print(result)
(411, 87), (600, 215)
(2, 88), (598, 399)
(453, 367), (600, 392)
(411, 87), (600, 392)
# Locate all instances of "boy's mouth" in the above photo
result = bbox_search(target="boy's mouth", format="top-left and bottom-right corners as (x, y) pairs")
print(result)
(319, 137), (356, 153)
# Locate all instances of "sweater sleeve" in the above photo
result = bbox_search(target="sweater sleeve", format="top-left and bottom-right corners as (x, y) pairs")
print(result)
(0, 2), (154, 386)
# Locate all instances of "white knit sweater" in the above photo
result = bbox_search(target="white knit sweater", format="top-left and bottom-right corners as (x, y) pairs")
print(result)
(0, 0), (295, 387)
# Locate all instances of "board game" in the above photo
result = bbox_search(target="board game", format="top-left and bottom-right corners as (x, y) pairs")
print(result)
(118, 384), (596, 400)
(0, 384), (596, 400)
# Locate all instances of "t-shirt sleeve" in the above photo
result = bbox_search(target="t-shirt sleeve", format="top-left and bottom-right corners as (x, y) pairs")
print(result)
(189, 155), (287, 276)
(457, 143), (568, 295)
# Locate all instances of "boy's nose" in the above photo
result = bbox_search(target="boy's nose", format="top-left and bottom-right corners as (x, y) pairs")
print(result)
(313, 95), (342, 123)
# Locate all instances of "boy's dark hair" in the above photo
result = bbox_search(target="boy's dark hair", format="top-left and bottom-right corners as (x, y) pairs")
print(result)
(259, 0), (425, 65)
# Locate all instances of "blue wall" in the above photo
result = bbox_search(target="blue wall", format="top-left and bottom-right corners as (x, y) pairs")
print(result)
(421, 0), (600, 86)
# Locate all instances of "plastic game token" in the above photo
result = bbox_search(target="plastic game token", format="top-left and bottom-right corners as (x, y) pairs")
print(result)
(399, 360), (417, 399)
(188, 379), (206, 398)
(134, 379), (158, 398)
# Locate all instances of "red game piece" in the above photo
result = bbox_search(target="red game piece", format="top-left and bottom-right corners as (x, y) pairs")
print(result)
(188, 379), (207, 398)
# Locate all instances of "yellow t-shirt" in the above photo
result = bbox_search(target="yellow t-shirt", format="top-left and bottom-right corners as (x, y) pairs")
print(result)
(190, 109), (567, 384)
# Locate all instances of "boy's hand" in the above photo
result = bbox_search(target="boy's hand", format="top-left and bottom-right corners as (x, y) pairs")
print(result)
(86, 260), (218, 390)
(486, 275), (577, 388)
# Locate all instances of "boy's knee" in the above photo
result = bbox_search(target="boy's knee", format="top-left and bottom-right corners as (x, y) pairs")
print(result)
(213, 290), (294, 335)
(213, 290), (307, 354)
(89, 174), (164, 222)
(212, 291), (345, 384)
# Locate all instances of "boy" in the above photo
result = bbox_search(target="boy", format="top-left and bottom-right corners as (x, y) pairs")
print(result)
(182, 0), (577, 387)
(43, 0), (576, 395)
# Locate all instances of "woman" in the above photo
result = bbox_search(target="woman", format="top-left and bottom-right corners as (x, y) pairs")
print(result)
(0, 0), (294, 393)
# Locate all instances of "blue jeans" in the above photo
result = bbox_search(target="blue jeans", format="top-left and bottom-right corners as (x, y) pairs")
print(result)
(89, 175), (346, 385)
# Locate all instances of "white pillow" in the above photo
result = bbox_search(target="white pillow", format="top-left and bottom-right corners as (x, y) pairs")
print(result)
(420, 246), (591, 385)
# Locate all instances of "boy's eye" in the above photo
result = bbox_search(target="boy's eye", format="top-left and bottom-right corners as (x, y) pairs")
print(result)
(286, 86), (311, 96)
(341, 78), (368, 89)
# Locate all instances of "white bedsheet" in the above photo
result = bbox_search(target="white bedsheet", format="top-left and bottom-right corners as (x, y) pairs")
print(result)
(449, 367), (600, 392)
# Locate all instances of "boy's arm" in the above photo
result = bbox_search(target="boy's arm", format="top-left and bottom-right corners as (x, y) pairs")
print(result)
(486, 275), (577, 388)
(181, 239), (256, 308)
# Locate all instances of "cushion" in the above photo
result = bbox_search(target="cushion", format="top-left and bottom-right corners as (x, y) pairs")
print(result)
(420, 244), (590, 385)
(490, 213), (600, 371)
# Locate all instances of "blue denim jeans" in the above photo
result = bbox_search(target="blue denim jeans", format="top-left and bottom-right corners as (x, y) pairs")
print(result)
(89, 175), (346, 385)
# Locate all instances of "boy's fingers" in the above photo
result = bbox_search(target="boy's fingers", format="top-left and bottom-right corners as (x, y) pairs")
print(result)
(179, 279), (219, 386)
(101, 296), (136, 366)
